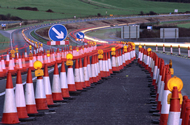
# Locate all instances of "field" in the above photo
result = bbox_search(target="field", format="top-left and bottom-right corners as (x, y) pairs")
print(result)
(0, 34), (10, 54)
(86, 28), (120, 40)
(0, 0), (189, 20)
(177, 23), (190, 28)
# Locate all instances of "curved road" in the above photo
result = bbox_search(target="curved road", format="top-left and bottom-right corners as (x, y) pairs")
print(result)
(0, 13), (189, 116)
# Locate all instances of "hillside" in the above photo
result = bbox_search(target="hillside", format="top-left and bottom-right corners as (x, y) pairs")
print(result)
(0, 0), (189, 20)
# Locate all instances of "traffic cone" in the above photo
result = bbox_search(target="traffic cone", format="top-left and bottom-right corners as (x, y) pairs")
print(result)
(74, 59), (83, 90)
(15, 70), (29, 119)
(5, 51), (10, 66)
(60, 61), (71, 98)
(8, 56), (15, 75)
(83, 56), (90, 87)
(0, 57), (5, 78)
(105, 52), (110, 77)
(181, 99), (190, 125)
(43, 64), (54, 105)
(87, 55), (93, 84)
(96, 55), (101, 81)
(167, 87), (180, 125)
(152, 55), (158, 88)
(32, 52), (37, 64)
(156, 59), (165, 111)
(25, 68), (38, 114)
(1, 56), (6, 74)
(79, 58), (86, 88)
(159, 66), (171, 125)
(91, 55), (98, 83)
(67, 64), (77, 92)
(43, 50), (47, 65)
(180, 96), (188, 125)
(35, 76), (49, 110)
(99, 56), (104, 78)
(107, 52), (113, 74)
(22, 53), (27, 73)
(24, 48), (28, 61)
(52, 62), (63, 101)
(112, 51), (119, 72)
(56, 48), (61, 64)
(1, 72), (20, 124)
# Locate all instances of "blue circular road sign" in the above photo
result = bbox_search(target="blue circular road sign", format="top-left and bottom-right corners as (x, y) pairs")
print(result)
(48, 24), (67, 41)
(76, 32), (85, 39)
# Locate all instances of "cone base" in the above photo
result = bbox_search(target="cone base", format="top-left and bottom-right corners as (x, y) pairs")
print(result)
(1, 113), (20, 124)
(61, 88), (70, 98)
(46, 94), (54, 105)
(85, 81), (90, 87)
(35, 98), (49, 110)
(17, 107), (29, 119)
(52, 93), (63, 101)
(26, 104), (38, 114)
(75, 82), (83, 90)
(68, 84), (77, 92)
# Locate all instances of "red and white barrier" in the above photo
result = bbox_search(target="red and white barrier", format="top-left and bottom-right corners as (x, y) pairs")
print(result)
(47, 40), (69, 45)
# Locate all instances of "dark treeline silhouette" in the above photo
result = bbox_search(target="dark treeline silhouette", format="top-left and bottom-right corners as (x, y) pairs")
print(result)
(148, 0), (190, 3)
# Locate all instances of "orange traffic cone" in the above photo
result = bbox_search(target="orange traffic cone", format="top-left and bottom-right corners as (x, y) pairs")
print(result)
(1, 72), (20, 124)
(96, 55), (101, 81)
(167, 87), (180, 125)
(112, 51), (118, 72)
(83, 56), (90, 87)
(75, 59), (83, 90)
(8, 55), (15, 75)
(25, 68), (38, 114)
(60, 61), (71, 98)
(43, 64), (54, 105)
(182, 99), (190, 125)
(159, 66), (171, 125)
(0, 57), (5, 78)
(87, 55), (93, 84)
(22, 53), (27, 73)
(1, 56), (6, 74)
(67, 64), (77, 92)
(52, 62), (63, 101)
(79, 58), (86, 88)
(180, 96), (188, 125)
(35, 76), (49, 110)
(91, 55), (97, 83)
(99, 55), (104, 78)
(56, 48), (61, 64)
(107, 52), (113, 74)
(15, 70), (29, 119)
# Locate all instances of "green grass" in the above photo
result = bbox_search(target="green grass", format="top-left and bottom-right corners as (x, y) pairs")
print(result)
(177, 23), (190, 28)
(0, 34), (10, 54)
(93, 0), (190, 14)
(86, 28), (120, 40)
(0, 0), (189, 20)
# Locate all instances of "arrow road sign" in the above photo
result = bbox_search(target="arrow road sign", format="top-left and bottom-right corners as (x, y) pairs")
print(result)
(48, 24), (67, 41)
(76, 32), (85, 39)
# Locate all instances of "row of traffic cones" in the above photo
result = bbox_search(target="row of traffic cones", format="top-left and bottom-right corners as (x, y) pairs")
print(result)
(137, 46), (187, 125)
(1, 44), (136, 124)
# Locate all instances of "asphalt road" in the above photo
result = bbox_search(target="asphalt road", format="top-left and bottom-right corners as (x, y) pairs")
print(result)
(13, 62), (155, 125)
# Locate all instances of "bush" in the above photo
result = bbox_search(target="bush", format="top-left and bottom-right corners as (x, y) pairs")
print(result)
(17, 7), (38, 11)
(46, 9), (54, 13)
(97, 13), (102, 17)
